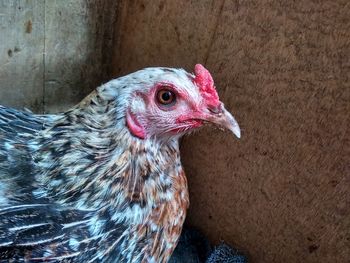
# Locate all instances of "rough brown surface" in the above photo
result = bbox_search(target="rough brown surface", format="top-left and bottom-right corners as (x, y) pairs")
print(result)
(112, 1), (350, 262)
(0, 1), (349, 262)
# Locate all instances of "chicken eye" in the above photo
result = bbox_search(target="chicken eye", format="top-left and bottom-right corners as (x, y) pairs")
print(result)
(156, 89), (176, 105)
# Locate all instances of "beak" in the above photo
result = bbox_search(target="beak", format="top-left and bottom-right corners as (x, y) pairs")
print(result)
(206, 104), (241, 138)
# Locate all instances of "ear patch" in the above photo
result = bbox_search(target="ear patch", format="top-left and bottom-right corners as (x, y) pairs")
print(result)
(193, 64), (220, 108)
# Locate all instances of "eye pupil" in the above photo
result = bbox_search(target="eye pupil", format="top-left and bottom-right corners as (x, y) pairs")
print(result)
(162, 91), (171, 101)
(157, 88), (176, 106)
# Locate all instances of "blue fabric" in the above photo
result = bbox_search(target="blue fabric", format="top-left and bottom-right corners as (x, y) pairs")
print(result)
(206, 244), (247, 263)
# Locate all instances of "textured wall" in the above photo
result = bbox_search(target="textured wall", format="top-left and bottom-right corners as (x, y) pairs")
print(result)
(0, 0), (117, 112)
(112, 1), (350, 262)
(0, 1), (349, 262)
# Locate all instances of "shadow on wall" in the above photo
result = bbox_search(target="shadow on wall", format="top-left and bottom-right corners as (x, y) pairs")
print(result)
(44, 0), (118, 113)
(112, 1), (350, 263)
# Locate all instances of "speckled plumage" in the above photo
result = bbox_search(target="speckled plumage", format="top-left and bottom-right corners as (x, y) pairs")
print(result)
(0, 65), (239, 262)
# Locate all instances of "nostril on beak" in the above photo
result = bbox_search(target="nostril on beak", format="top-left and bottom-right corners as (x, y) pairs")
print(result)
(207, 104), (222, 115)
(205, 103), (241, 138)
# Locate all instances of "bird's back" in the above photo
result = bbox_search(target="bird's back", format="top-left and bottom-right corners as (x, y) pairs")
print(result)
(0, 105), (58, 206)
(0, 103), (189, 262)
(0, 105), (57, 139)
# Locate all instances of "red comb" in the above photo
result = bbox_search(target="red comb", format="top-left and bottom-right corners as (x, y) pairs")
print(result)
(193, 64), (220, 108)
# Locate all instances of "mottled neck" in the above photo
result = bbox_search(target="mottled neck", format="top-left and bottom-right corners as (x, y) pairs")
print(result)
(33, 95), (181, 212)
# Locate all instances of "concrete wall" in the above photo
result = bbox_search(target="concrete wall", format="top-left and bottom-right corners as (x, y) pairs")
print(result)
(112, 1), (349, 262)
(0, 0), (117, 112)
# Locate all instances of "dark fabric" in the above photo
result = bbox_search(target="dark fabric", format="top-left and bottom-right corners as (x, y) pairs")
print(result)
(170, 228), (247, 263)
(169, 228), (212, 263)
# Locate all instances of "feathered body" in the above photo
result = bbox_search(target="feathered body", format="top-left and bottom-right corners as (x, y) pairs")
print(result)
(0, 65), (240, 262)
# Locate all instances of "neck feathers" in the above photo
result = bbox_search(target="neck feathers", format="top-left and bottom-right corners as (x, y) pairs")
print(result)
(33, 89), (181, 212)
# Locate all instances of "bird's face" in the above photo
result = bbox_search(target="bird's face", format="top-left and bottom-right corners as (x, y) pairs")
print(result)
(125, 64), (240, 140)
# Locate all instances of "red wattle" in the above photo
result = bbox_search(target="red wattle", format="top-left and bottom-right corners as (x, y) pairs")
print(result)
(126, 110), (146, 139)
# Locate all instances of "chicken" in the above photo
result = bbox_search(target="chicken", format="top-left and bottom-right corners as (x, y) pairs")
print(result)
(0, 64), (240, 262)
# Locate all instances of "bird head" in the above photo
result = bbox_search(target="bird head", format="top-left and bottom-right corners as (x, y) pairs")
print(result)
(104, 64), (240, 140)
